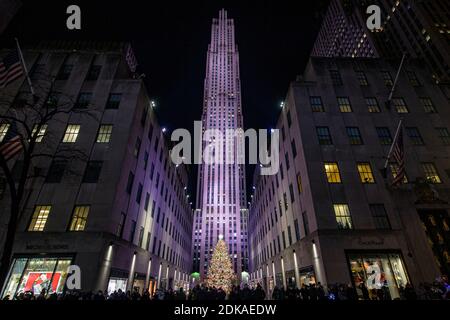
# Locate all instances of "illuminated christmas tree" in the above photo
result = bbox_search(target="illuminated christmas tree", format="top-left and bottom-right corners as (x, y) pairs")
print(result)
(205, 236), (236, 293)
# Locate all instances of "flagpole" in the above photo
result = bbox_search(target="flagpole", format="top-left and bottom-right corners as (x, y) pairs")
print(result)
(14, 38), (35, 97)
(385, 53), (406, 109)
(384, 119), (403, 169)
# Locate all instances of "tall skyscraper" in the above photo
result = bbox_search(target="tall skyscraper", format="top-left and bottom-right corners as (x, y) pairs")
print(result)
(192, 9), (248, 280)
(312, 0), (450, 83)
(312, 0), (379, 58)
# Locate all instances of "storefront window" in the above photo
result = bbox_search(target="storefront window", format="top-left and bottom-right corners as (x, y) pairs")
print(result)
(107, 277), (127, 294)
(348, 252), (410, 300)
(2, 256), (72, 299)
(299, 266), (316, 286)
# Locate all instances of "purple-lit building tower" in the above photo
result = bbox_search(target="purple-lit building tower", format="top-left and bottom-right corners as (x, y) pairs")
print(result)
(192, 9), (249, 280)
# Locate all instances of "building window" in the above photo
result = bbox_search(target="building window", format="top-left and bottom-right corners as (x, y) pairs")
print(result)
(420, 97), (437, 113)
(96, 124), (112, 143)
(289, 183), (295, 203)
(356, 71), (368, 86)
(105, 93), (121, 109)
(294, 219), (301, 241)
(421, 162), (442, 184)
(69, 206), (90, 231)
(286, 110), (292, 127)
(347, 253), (410, 300)
(369, 204), (391, 229)
(316, 127), (332, 145)
(376, 127), (392, 145)
(365, 97), (380, 113)
(291, 139), (297, 158)
(45, 160), (67, 183)
(337, 97), (352, 112)
(297, 173), (302, 194)
(357, 162), (375, 183)
(324, 162), (341, 183)
(130, 220), (137, 243)
(381, 70), (393, 86)
(310, 96), (324, 112)
(392, 98), (409, 113)
(126, 171), (134, 194)
(45, 92), (59, 109)
(31, 124), (47, 143)
(136, 183), (143, 204)
(56, 64), (73, 80)
(346, 127), (363, 145)
(390, 163), (408, 183)
(406, 71), (420, 86)
(82, 161), (102, 183)
(62, 124), (80, 143)
(406, 127), (424, 145)
(333, 204), (353, 229)
(117, 212), (126, 237)
(134, 137), (141, 158)
(75, 93), (92, 109)
(329, 70), (343, 85)
(436, 128), (450, 145)
(86, 65), (101, 81)
(28, 205), (51, 231)
(0, 123), (10, 142)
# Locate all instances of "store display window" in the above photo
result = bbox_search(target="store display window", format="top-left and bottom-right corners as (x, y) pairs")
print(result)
(347, 252), (410, 300)
(2, 256), (73, 299)
(107, 277), (127, 294)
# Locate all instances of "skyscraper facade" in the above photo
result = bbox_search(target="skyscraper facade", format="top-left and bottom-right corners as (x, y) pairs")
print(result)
(312, 0), (450, 83)
(192, 9), (248, 280)
(311, 0), (379, 58)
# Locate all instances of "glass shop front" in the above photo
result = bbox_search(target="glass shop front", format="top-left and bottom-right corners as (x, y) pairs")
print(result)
(2, 256), (73, 299)
(347, 252), (410, 300)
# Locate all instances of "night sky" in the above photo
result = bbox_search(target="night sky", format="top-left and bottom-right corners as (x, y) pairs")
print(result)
(2, 0), (328, 200)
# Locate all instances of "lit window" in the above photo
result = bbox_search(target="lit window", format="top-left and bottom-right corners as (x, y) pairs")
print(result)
(337, 97), (352, 112)
(357, 162), (375, 183)
(333, 204), (353, 229)
(421, 162), (442, 183)
(392, 98), (409, 113)
(0, 123), (10, 142)
(420, 98), (437, 113)
(31, 124), (47, 142)
(28, 205), (51, 231)
(436, 127), (450, 145)
(63, 124), (80, 143)
(96, 124), (113, 143)
(324, 162), (341, 183)
(406, 127), (424, 145)
(365, 97), (380, 113)
(69, 206), (90, 231)
(346, 127), (363, 145)
(390, 163), (408, 183)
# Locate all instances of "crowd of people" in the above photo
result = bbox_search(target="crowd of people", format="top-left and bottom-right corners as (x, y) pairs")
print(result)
(4, 278), (449, 301)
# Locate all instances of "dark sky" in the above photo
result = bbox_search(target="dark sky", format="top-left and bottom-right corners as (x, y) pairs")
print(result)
(3, 0), (328, 201)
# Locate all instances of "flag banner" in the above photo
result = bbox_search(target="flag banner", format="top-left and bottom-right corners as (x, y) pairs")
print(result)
(391, 126), (405, 187)
(0, 122), (23, 161)
(0, 49), (24, 88)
